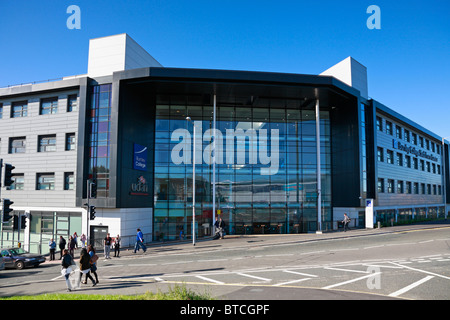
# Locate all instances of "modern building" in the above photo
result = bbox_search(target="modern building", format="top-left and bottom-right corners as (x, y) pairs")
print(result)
(0, 34), (448, 253)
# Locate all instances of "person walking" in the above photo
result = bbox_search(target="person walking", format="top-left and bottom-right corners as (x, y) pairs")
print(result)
(59, 236), (66, 259)
(49, 238), (56, 261)
(73, 232), (79, 249)
(80, 233), (86, 249)
(103, 233), (112, 259)
(68, 236), (76, 257)
(343, 213), (351, 232)
(218, 217), (226, 239)
(86, 245), (99, 285)
(79, 248), (96, 287)
(114, 234), (121, 257)
(61, 249), (75, 292)
(134, 228), (147, 253)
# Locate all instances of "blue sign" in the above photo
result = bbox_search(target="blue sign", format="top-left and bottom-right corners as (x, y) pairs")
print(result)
(133, 144), (147, 171)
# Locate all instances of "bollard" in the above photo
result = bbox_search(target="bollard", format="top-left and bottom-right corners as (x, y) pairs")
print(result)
(377, 221), (381, 229)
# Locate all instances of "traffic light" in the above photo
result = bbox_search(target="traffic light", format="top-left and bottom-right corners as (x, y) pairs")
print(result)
(21, 215), (27, 229)
(89, 205), (96, 220)
(2, 199), (14, 222)
(90, 181), (97, 198)
(4, 163), (15, 187)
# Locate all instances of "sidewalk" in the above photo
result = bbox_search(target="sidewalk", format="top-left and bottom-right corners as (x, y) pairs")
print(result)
(43, 220), (450, 264)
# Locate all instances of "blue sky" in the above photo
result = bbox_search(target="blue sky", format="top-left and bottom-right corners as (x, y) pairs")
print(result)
(1, 0), (449, 139)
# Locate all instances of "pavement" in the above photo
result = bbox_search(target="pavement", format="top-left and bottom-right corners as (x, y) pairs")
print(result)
(42, 220), (450, 264)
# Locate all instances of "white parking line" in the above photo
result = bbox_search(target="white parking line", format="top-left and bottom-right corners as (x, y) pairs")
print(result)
(195, 275), (225, 285)
(283, 270), (318, 278)
(388, 276), (434, 297)
(273, 278), (312, 287)
(324, 267), (369, 274)
(236, 273), (271, 282)
(322, 272), (381, 290)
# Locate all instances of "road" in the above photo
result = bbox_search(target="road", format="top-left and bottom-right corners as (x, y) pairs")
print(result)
(1, 222), (449, 301)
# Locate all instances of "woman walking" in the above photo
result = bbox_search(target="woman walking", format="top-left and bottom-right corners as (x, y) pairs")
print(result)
(79, 248), (96, 287)
(61, 249), (74, 292)
(86, 245), (99, 284)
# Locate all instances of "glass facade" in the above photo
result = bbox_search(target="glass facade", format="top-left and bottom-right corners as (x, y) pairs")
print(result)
(153, 95), (331, 240)
(88, 84), (112, 197)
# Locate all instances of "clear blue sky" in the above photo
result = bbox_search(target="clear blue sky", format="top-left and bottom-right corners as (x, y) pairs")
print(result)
(1, 0), (449, 139)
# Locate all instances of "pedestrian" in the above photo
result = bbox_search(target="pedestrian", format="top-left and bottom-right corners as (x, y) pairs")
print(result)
(86, 245), (99, 284)
(79, 248), (96, 287)
(80, 233), (86, 249)
(49, 238), (56, 261)
(104, 233), (112, 259)
(343, 213), (351, 232)
(73, 232), (78, 249)
(218, 217), (226, 239)
(134, 228), (147, 253)
(68, 236), (76, 257)
(114, 234), (121, 257)
(61, 249), (75, 292)
(59, 236), (66, 259)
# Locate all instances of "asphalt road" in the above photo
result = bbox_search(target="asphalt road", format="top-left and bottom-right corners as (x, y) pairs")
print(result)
(1, 222), (449, 301)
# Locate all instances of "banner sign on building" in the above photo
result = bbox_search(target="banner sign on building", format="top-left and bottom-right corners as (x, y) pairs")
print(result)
(133, 143), (148, 171)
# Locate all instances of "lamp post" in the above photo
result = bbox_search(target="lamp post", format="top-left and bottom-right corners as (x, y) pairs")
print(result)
(186, 117), (196, 246)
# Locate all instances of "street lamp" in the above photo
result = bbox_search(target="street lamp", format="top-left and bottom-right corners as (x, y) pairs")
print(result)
(186, 117), (196, 246)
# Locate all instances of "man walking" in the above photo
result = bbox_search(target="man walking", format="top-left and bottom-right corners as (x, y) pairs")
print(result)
(134, 228), (147, 253)
(104, 233), (112, 259)
(342, 213), (351, 232)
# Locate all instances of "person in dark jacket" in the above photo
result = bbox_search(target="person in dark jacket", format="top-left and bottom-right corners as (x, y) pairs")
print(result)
(59, 236), (67, 259)
(79, 248), (96, 287)
(61, 249), (74, 291)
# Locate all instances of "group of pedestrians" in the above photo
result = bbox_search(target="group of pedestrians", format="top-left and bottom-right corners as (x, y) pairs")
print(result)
(61, 244), (99, 292)
(59, 228), (147, 292)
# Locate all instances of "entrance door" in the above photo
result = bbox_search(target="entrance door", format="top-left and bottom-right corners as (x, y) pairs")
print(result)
(90, 225), (108, 249)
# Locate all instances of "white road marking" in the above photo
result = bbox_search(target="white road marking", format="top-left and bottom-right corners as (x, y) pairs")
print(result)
(322, 272), (381, 290)
(388, 276), (434, 297)
(195, 275), (225, 284)
(273, 278), (312, 287)
(236, 273), (271, 282)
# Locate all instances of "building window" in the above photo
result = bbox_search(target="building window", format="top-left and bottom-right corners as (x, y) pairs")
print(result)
(427, 184), (431, 195)
(387, 179), (395, 193)
(377, 147), (384, 162)
(386, 121), (393, 135)
(377, 178), (384, 193)
(88, 84), (112, 198)
(432, 163), (436, 174)
(396, 152), (403, 166)
(387, 150), (394, 164)
(420, 159), (425, 171)
(406, 181), (412, 194)
(413, 182), (419, 194)
(37, 173), (55, 190)
(11, 101), (28, 118)
(397, 180), (404, 193)
(425, 139), (430, 150)
(67, 94), (78, 112)
(0, 103), (3, 119)
(411, 133), (417, 145)
(437, 165), (441, 175)
(376, 116), (382, 131)
(431, 142), (435, 152)
(404, 129), (410, 142)
(64, 172), (74, 190)
(38, 135), (57, 152)
(433, 185), (437, 195)
(421, 183), (426, 194)
(40, 97), (58, 115)
(9, 137), (26, 153)
(419, 136), (424, 148)
(413, 157), (418, 170)
(438, 185), (442, 195)
(66, 133), (76, 151)
(11, 174), (24, 190)
(426, 161), (430, 172)
(396, 126), (402, 139)
(405, 155), (411, 168)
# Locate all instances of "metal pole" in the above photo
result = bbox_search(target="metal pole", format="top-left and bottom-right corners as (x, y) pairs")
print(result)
(192, 123), (196, 246)
(212, 94), (217, 233)
(86, 180), (90, 245)
(442, 138), (449, 219)
(186, 117), (196, 246)
(315, 98), (322, 233)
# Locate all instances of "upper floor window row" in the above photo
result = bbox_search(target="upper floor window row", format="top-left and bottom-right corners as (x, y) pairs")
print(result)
(8, 133), (76, 154)
(377, 115), (441, 154)
(1, 94), (79, 119)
